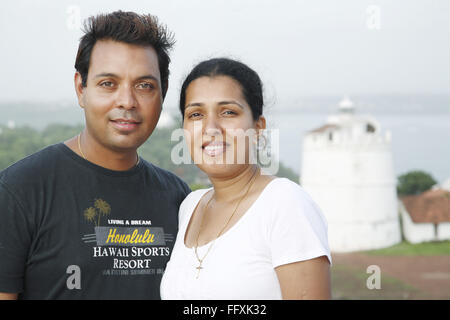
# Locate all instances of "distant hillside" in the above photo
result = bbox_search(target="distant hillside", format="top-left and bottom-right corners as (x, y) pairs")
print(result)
(1, 94), (449, 129)
(0, 123), (299, 187)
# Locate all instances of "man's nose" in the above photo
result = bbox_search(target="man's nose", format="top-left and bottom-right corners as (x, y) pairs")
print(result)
(116, 84), (137, 110)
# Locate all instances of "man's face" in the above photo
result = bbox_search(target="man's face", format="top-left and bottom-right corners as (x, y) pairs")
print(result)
(75, 39), (163, 153)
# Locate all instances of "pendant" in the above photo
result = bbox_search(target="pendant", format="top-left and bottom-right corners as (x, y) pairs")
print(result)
(196, 262), (203, 279)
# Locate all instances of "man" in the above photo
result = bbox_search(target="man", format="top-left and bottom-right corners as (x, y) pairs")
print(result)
(0, 11), (190, 299)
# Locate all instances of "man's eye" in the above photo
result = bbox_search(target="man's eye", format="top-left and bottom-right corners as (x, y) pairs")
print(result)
(100, 81), (114, 88)
(137, 82), (154, 90)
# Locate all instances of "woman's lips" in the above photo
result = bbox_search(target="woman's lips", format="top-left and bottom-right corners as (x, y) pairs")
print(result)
(202, 141), (228, 157)
(110, 119), (141, 132)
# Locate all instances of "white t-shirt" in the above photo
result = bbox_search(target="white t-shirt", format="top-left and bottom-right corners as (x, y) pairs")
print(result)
(160, 178), (331, 300)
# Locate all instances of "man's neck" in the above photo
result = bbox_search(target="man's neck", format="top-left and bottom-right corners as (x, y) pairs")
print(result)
(64, 132), (139, 171)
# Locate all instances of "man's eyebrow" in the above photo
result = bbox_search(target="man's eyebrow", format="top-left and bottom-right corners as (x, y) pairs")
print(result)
(93, 73), (158, 81)
(136, 75), (159, 82)
(94, 72), (118, 79)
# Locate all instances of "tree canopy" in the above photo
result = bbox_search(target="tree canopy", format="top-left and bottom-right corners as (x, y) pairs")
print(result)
(397, 170), (437, 196)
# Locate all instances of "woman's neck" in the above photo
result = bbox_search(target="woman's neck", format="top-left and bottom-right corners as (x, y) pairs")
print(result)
(208, 165), (259, 203)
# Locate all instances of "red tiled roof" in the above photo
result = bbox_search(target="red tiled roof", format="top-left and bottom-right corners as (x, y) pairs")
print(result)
(401, 189), (450, 223)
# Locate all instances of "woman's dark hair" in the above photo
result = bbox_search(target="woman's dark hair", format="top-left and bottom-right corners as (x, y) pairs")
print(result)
(179, 58), (264, 120)
(74, 11), (175, 99)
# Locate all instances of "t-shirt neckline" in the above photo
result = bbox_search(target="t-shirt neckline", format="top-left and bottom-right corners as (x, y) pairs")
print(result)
(57, 142), (144, 178)
(182, 177), (285, 250)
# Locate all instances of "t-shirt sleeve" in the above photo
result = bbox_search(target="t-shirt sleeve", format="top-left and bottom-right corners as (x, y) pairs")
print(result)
(0, 180), (32, 293)
(265, 180), (332, 268)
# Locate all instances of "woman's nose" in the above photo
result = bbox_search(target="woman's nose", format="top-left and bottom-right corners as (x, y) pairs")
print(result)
(203, 115), (222, 136)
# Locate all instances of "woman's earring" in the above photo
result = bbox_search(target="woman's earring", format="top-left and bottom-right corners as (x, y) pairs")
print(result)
(257, 133), (267, 151)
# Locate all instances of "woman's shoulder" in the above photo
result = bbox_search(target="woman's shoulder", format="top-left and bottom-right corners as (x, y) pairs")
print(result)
(178, 187), (212, 221)
(264, 177), (313, 202)
(262, 177), (326, 221)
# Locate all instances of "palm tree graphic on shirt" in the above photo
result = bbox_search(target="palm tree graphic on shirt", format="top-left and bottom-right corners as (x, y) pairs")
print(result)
(84, 198), (111, 227)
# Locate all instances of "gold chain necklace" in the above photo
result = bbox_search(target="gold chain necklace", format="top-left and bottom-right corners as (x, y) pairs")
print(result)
(194, 166), (259, 279)
(77, 133), (140, 166)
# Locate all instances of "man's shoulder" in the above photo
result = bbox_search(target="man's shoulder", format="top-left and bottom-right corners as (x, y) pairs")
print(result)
(0, 143), (63, 186)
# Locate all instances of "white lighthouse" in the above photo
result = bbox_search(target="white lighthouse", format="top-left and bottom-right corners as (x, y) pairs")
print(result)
(301, 97), (401, 252)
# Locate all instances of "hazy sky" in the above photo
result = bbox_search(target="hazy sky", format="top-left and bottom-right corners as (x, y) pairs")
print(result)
(1, 0), (449, 110)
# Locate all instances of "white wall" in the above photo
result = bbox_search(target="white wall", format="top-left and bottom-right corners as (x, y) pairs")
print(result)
(400, 202), (435, 244)
(301, 133), (401, 252)
(437, 222), (450, 241)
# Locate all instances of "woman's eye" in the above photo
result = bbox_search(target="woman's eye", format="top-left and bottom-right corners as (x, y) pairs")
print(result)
(188, 112), (202, 119)
(222, 110), (237, 116)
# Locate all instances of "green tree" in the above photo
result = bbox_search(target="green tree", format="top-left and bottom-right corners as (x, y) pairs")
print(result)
(397, 170), (437, 196)
(275, 162), (299, 183)
(0, 125), (46, 170)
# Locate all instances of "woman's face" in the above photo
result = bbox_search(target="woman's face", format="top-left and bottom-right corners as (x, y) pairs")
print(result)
(183, 75), (265, 178)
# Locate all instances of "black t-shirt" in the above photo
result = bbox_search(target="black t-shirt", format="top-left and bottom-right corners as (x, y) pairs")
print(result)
(0, 143), (190, 299)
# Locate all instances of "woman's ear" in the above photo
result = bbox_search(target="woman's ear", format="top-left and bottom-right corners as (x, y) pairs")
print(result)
(74, 72), (86, 108)
(255, 115), (266, 135)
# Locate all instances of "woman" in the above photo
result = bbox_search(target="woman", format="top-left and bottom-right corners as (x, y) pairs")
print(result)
(160, 58), (331, 299)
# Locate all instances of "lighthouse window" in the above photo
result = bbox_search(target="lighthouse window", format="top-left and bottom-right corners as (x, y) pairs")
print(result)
(366, 123), (375, 133)
(328, 132), (333, 141)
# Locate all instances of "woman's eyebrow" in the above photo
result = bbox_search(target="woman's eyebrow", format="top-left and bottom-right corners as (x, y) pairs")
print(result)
(218, 100), (244, 109)
(185, 102), (204, 109)
(185, 100), (244, 109)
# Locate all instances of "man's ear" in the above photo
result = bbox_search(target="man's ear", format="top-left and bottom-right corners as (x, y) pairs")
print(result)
(161, 79), (169, 102)
(74, 72), (86, 108)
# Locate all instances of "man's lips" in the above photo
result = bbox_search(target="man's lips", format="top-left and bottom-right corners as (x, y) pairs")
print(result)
(110, 118), (141, 132)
